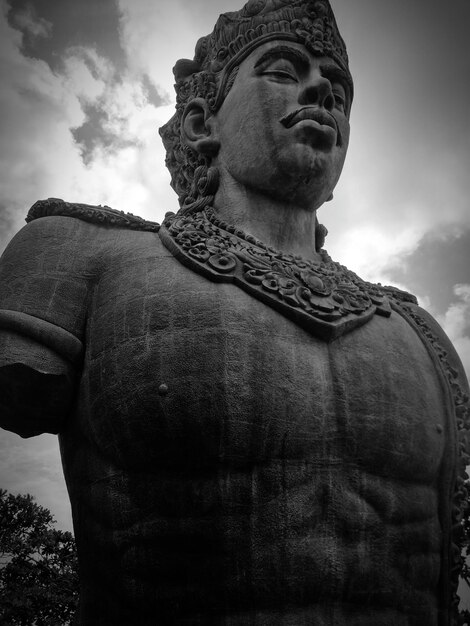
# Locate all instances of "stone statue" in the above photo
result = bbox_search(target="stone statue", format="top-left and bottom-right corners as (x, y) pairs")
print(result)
(1, 1), (469, 624)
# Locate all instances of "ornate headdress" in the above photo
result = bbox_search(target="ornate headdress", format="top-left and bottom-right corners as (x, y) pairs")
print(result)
(183, 0), (351, 109)
(160, 0), (352, 242)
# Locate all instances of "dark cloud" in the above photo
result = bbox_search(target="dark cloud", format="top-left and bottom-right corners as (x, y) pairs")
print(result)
(5, 1), (166, 169)
(71, 103), (115, 163)
(336, 0), (470, 154)
(8, 2), (52, 39)
(141, 72), (164, 108)
(72, 101), (140, 164)
(386, 230), (470, 314)
(6, 0), (126, 72)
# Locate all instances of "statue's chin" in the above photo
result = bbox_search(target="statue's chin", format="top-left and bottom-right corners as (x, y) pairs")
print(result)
(214, 147), (343, 211)
(266, 167), (338, 210)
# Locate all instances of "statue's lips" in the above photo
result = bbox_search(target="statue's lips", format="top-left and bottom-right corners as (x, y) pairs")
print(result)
(280, 108), (339, 143)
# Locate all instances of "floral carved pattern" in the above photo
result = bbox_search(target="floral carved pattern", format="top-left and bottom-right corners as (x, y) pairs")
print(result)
(159, 209), (392, 341)
(396, 304), (470, 625)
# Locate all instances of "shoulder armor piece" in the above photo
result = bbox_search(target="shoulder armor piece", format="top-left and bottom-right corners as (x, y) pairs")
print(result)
(26, 198), (160, 232)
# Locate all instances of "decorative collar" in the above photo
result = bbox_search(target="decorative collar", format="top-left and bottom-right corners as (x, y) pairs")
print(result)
(159, 209), (392, 341)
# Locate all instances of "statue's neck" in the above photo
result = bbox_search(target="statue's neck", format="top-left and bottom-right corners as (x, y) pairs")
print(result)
(213, 177), (321, 262)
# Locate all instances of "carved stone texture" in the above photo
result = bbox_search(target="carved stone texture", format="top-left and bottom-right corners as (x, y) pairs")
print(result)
(0, 0), (469, 624)
(160, 207), (393, 341)
(26, 197), (160, 232)
(0, 203), (467, 625)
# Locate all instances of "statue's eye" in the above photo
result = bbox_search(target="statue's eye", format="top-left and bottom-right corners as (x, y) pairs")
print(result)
(262, 61), (298, 82)
(265, 69), (297, 81)
(333, 92), (345, 110)
(332, 83), (347, 112)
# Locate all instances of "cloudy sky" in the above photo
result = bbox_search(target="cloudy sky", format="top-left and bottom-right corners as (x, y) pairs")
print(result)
(0, 0), (469, 551)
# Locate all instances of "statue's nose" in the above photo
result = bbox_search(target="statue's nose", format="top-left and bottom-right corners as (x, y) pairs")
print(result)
(298, 74), (334, 111)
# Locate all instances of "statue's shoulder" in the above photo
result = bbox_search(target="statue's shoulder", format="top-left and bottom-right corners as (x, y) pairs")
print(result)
(378, 284), (418, 305)
(382, 286), (470, 394)
(26, 198), (160, 233)
(349, 271), (468, 389)
(2, 199), (164, 276)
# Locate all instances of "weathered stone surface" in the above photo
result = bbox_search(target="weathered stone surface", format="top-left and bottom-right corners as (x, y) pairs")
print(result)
(0, 209), (467, 624)
(0, 1), (469, 624)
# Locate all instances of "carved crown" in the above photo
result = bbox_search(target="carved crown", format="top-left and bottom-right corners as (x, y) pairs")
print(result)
(173, 0), (352, 106)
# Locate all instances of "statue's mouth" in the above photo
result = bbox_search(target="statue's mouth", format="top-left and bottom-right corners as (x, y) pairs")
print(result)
(280, 107), (340, 145)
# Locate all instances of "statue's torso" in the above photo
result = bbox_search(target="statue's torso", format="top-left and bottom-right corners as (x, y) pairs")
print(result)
(60, 237), (449, 625)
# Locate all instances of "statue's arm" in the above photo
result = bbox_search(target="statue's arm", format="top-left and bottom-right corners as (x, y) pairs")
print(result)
(0, 330), (77, 437)
(0, 216), (91, 438)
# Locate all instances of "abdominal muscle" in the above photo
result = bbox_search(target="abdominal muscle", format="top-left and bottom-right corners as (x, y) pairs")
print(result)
(75, 449), (441, 625)
(69, 288), (446, 624)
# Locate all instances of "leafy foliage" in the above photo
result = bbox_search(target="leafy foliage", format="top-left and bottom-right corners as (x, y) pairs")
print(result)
(0, 489), (78, 625)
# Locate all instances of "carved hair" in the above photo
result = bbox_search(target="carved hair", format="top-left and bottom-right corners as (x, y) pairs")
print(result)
(159, 69), (228, 215)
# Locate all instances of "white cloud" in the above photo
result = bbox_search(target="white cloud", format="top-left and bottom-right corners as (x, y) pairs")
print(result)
(0, 0), (179, 254)
(324, 217), (424, 285)
(438, 284), (470, 379)
(2, 0), (468, 279)
(62, 48), (110, 102)
(117, 0), (208, 99)
(325, 119), (470, 280)
(0, 3), (81, 246)
(320, 0), (470, 281)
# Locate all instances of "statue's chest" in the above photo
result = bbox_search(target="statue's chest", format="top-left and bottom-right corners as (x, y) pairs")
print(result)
(82, 257), (446, 481)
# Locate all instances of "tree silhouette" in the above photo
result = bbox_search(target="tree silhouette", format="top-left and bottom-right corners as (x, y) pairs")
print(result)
(0, 489), (78, 625)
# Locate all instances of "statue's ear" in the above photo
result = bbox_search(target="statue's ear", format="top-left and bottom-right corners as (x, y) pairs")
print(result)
(182, 98), (220, 157)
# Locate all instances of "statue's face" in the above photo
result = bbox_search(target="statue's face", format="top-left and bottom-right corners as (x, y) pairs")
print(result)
(211, 40), (351, 210)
